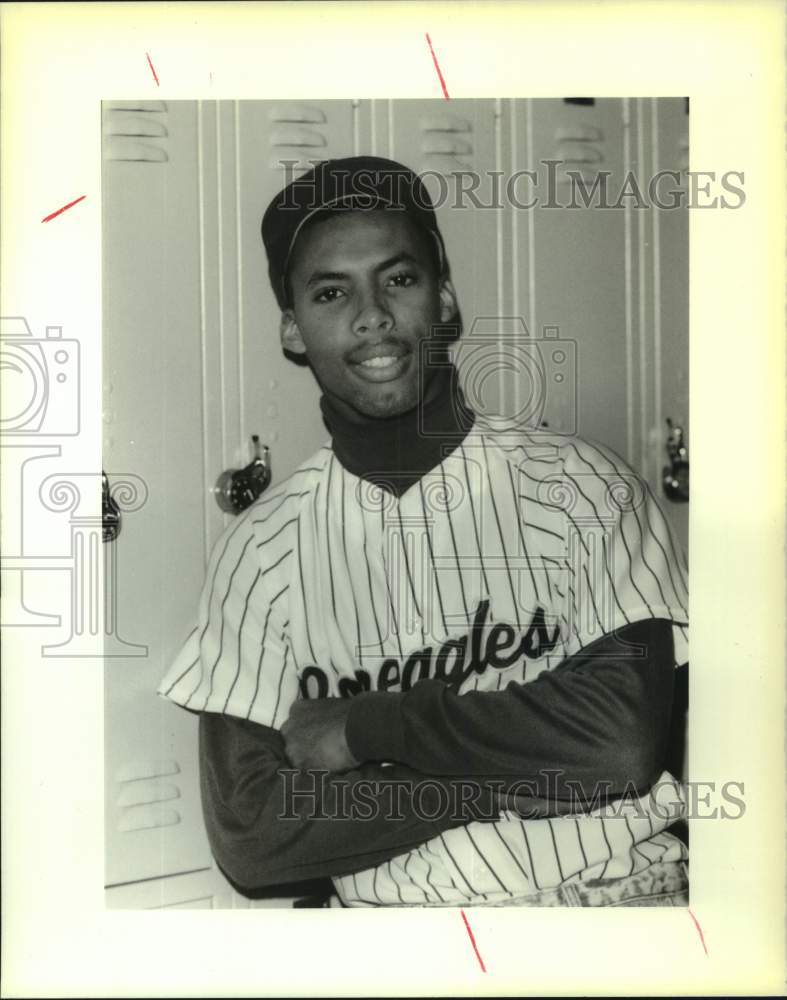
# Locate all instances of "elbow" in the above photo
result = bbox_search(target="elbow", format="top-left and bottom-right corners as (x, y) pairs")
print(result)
(200, 766), (320, 893)
(209, 842), (260, 894)
(202, 803), (279, 892)
(214, 850), (278, 896)
(199, 769), (287, 892)
(595, 663), (672, 794)
(198, 711), (294, 892)
(602, 726), (664, 794)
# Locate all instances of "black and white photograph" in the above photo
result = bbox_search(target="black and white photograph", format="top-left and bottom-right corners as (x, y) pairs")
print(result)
(2, 2), (784, 996)
(103, 97), (692, 909)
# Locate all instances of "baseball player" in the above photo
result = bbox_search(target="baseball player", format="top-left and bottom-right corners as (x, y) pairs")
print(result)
(159, 156), (689, 906)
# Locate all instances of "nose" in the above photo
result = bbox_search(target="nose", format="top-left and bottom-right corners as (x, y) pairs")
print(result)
(351, 286), (394, 336)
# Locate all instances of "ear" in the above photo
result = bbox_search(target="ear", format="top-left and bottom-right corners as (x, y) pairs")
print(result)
(438, 277), (458, 324)
(280, 310), (307, 356)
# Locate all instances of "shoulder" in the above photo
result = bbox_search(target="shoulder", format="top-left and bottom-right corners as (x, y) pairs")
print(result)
(205, 445), (332, 572)
(473, 423), (628, 476)
(204, 445), (334, 594)
(553, 435), (648, 519)
(245, 444), (333, 530)
(475, 425), (644, 516)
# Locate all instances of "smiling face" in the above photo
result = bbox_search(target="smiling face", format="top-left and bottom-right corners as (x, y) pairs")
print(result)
(280, 209), (458, 421)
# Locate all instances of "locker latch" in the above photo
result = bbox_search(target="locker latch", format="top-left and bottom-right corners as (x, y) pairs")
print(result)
(214, 435), (272, 514)
(662, 418), (689, 503)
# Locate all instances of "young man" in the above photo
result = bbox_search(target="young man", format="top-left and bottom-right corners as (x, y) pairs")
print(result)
(158, 156), (690, 906)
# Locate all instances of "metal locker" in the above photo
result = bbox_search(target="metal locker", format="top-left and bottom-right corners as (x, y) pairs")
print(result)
(509, 98), (631, 452)
(103, 100), (213, 887)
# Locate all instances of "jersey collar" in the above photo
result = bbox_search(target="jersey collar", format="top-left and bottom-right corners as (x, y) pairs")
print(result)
(319, 365), (476, 497)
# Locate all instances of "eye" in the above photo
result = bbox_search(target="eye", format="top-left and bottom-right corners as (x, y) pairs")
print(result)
(313, 287), (345, 304)
(387, 271), (417, 288)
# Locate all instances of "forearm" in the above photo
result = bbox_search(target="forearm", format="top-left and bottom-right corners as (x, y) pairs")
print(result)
(345, 618), (676, 797)
(199, 711), (500, 892)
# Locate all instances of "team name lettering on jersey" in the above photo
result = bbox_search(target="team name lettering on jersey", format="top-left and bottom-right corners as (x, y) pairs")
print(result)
(298, 597), (561, 699)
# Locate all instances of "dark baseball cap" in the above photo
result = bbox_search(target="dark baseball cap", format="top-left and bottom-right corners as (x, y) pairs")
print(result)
(261, 155), (447, 310)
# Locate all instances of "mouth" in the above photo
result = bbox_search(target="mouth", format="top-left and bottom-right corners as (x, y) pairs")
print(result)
(350, 347), (411, 383)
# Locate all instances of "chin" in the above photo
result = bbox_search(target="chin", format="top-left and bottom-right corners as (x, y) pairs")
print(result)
(356, 385), (419, 419)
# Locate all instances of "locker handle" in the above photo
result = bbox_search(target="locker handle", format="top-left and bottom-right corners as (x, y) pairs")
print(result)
(103, 472), (121, 543)
(662, 419), (689, 502)
(214, 435), (272, 514)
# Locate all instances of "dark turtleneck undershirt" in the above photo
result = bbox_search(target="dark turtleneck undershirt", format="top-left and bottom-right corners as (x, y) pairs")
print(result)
(318, 365), (476, 497)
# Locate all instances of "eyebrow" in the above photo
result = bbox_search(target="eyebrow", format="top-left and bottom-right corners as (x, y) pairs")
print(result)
(305, 252), (422, 288)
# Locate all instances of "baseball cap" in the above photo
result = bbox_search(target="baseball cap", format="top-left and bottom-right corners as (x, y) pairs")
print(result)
(261, 155), (447, 310)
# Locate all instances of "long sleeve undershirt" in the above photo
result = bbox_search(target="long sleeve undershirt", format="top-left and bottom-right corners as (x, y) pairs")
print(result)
(346, 617), (675, 794)
(199, 713), (501, 890)
(199, 616), (675, 892)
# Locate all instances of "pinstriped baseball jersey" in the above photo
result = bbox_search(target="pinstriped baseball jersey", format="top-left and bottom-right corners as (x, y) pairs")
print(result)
(332, 773), (687, 907)
(159, 424), (689, 904)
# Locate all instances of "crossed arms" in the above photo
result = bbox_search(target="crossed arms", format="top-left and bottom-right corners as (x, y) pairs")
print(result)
(199, 617), (676, 893)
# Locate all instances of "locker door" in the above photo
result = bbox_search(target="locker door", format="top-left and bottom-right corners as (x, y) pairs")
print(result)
(640, 97), (689, 557)
(103, 100), (212, 886)
(510, 97), (689, 556)
(512, 98), (631, 453)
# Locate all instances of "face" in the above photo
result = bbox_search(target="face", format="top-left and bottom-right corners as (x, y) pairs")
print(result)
(280, 210), (457, 421)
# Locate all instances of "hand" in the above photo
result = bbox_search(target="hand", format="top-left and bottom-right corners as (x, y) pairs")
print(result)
(281, 698), (360, 772)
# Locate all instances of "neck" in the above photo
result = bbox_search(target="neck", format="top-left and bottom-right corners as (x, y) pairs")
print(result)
(320, 366), (475, 496)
